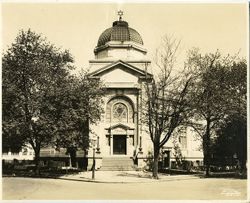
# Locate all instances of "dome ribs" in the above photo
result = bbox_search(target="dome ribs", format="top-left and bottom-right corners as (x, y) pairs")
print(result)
(97, 20), (143, 47)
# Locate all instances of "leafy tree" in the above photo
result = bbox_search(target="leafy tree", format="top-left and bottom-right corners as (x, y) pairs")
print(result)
(2, 128), (25, 153)
(212, 60), (247, 171)
(53, 72), (104, 167)
(186, 49), (246, 176)
(224, 60), (247, 118)
(143, 36), (196, 179)
(213, 115), (247, 170)
(2, 29), (74, 174)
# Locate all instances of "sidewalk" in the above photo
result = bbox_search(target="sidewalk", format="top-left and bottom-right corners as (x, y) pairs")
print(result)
(59, 170), (201, 183)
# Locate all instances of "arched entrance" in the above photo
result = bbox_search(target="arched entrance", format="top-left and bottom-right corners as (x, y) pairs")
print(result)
(106, 96), (135, 156)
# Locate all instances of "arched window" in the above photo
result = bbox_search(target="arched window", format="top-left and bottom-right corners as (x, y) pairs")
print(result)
(112, 103), (128, 123)
(106, 96), (134, 123)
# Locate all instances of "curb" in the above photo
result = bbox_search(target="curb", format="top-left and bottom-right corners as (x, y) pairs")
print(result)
(57, 175), (201, 184)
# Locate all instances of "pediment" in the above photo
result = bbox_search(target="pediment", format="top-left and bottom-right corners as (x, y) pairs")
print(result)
(88, 60), (152, 79)
(109, 123), (134, 130)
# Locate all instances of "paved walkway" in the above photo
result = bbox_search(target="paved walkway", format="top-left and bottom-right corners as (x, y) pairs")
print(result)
(59, 170), (201, 183)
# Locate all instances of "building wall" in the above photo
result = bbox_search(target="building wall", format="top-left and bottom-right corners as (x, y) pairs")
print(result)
(2, 145), (34, 161)
(94, 41), (147, 60)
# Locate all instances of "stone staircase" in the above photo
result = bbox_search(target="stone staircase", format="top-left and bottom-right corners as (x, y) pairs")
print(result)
(100, 157), (135, 171)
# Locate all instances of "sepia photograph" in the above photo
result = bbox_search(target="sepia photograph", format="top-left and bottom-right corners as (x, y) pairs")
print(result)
(1, 1), (248, 201)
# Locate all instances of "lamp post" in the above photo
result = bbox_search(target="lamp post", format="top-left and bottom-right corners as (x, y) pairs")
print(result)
(96, 136), (100, 153)
(139, 136), (142, 152)
(91, 137), (97, 180)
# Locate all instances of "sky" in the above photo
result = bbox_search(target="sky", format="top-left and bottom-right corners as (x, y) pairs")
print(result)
(2, 3), (248, 72)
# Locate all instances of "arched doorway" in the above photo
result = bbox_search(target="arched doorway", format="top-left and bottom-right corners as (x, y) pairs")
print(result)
(106, 96), (135, 156)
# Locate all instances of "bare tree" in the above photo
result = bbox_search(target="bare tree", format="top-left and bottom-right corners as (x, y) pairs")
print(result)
(142, 36), (195, 179)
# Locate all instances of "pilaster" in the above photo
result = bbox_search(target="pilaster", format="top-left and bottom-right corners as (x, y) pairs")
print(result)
(110, 132), (113, 155)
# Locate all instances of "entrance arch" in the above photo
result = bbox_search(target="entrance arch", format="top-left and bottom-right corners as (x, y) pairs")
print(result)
(105, 96), (135, 156)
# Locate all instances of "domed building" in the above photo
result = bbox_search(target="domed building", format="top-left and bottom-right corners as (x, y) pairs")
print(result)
(87, 13), (153, 170)
(87, 12), (203, 170)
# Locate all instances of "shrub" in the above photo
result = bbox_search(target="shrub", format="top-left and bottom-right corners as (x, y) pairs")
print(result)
(144, 151), (154, 171)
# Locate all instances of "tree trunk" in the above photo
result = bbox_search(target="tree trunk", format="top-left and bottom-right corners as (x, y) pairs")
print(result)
(204, 120), (211, 177)
(69, 155), (72, 168)
(152, 145), (160, 179)
(237, 120), (247, 174)
(70, 149), (77, 168)
(34, 149), (41, 175)
(203, 146), (210, 177)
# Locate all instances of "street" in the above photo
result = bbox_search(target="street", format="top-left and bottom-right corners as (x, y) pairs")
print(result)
(2, 177), (247, 200)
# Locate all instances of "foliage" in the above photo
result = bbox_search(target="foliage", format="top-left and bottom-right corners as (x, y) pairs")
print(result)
(213, 115), (247, 170)
(2, 29), (74, 173)
(3, 29), (105, 172)
(144, 151), (154, 171)
(53, 72), (104, 166)
(186, 48), (247, 176)
(212, 60), (247, 170)
(2, 128), (25, 153)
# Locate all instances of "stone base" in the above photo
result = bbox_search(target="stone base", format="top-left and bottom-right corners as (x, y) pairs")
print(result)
(137, 152), (146, 169)
(87, 157), (102, 171)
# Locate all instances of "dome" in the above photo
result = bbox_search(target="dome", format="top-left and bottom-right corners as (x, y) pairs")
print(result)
(97, 20), (143, 47)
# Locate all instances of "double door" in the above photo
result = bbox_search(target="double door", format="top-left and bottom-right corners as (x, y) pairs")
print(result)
(113, 135), (126, 155)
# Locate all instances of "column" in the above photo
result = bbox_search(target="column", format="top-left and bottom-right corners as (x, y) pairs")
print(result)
(110, 131), (113, 155)
(136, 89), (140, 148)
(126, 129), (129, 155)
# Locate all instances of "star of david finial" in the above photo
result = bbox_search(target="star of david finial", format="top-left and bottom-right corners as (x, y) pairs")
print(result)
(118, 10), (123, 21)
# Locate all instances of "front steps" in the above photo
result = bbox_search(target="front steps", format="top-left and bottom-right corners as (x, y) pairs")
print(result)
(100, 156), (135, 171)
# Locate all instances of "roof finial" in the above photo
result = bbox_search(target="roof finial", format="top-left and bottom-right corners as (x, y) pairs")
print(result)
(118, 10), (123, 21)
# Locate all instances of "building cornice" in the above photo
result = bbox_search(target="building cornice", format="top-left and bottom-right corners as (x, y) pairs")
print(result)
(89, 60), (151, 64)
(94, 41), (147, 54)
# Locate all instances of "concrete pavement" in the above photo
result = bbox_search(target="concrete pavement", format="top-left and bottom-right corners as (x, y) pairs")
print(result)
(59, 170), (201, 183)
(3, 176), (247, 200)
